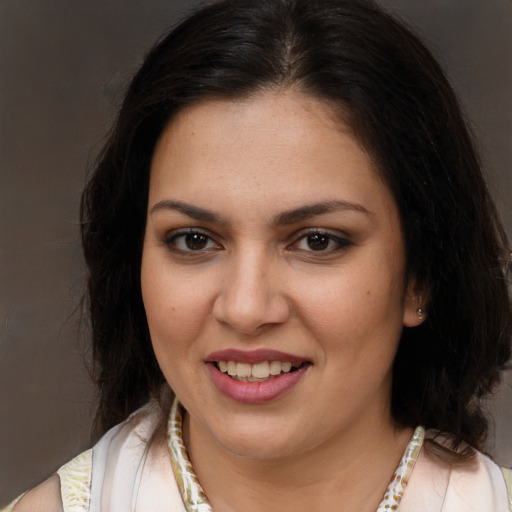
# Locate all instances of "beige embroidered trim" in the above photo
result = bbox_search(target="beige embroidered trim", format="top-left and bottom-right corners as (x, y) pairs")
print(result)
(377, 427), (425, 511)
(502, 467), (512, 512)
(167, 400), (212, 512)
(167, 398), (424, 512)
(57, 449), (92, 512)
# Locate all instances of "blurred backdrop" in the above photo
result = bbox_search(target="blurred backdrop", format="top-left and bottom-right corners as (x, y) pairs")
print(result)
(1, 0), (511, 505)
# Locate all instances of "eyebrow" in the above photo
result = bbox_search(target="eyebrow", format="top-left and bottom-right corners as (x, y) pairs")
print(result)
(150, 200), (226, 224)
(272, 200), (372, 226)
(150, 199), (371, 225)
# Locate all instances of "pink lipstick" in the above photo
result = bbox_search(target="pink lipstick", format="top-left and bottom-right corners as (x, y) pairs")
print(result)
(205, 348), (306, 365)
(205, 349), (311, 403)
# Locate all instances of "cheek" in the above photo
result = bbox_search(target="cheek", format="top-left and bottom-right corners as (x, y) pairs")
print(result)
(299, 273), (403, 329)
(140, 256), (214, 359)
(292, 259), (406, 356)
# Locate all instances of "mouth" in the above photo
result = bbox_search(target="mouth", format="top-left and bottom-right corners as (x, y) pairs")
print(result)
(205, 349), (311, 403)
(213, 360), (307, 382)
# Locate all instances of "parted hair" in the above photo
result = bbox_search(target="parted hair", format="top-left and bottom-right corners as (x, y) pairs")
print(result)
(81, 0), (512, 453)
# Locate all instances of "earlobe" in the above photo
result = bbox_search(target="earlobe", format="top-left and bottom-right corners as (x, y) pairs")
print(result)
(402, 278), (427, 328)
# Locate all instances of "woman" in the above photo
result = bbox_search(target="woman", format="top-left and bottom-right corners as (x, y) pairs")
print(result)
(6, 0), (512, 510)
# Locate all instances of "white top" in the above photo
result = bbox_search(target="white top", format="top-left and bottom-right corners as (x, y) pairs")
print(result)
(5, 399), (512, 511)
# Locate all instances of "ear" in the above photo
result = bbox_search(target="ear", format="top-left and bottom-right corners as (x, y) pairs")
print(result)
(402, 276), (428, 328)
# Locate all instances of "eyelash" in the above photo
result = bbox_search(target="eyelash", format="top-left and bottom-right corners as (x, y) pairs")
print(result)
(162, 228), (221, 255)
(289, 229), (352, 254)
(162, 228), (352, 256)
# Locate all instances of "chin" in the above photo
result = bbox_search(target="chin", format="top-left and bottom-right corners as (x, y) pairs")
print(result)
(224, 437), (304, 460)
(212, 420), (311, 460)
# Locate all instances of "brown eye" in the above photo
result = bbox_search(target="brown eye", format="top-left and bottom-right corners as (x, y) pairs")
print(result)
(289, 230), (352, 254)
(306, 234), (330, 251)
(185, 233), (208, 250)
(165, 230), (220, 254)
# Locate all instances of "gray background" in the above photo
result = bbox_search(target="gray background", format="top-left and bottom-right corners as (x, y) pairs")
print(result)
(1, 0), (511, 505)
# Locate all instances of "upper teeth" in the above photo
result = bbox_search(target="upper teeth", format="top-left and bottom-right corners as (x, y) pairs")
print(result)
(218, 360), (297, 380)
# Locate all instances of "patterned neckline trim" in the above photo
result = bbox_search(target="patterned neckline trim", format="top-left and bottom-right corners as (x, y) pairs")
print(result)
(166, 398), (425, 512)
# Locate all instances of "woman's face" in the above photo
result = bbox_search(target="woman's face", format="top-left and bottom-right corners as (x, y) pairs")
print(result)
(141, 90), (422, 459)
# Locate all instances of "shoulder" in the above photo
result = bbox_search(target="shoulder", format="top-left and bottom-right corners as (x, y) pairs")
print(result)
(401, 441), (511, 511)
(446, 451), (511, 512)
(10, 475), (63, 512)
(88, 400), (184, 510)
(4, 402), (166, 512)
(90, 399), (164, 474)
(6, 448), (93, 512)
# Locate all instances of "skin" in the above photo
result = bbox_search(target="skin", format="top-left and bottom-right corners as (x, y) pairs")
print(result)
(141, 90), (424, 512)
(11, 475), (63, 512)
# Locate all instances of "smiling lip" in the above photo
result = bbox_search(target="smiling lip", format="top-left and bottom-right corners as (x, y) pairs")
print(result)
(205, 348), (310, 403)
(205, 348), (306, 365)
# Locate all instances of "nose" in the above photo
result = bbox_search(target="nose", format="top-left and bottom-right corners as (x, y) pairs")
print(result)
(212, 248), (290, 336)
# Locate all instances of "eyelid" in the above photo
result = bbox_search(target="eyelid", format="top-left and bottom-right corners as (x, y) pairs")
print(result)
(159, 226), (352, 256)
(286, 228), (353, 253)
(162, 226), (209, 243)
(161, 227), (222, 254)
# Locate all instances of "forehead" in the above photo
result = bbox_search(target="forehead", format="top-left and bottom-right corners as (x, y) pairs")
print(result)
(148, 90), (396, 220)
(153, 90), (356, 164)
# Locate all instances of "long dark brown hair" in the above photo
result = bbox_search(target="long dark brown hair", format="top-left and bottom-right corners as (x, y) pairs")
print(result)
(81, 0), (512, 454)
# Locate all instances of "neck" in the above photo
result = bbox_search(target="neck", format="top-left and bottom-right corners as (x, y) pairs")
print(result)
(184, 410), (413, 512)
